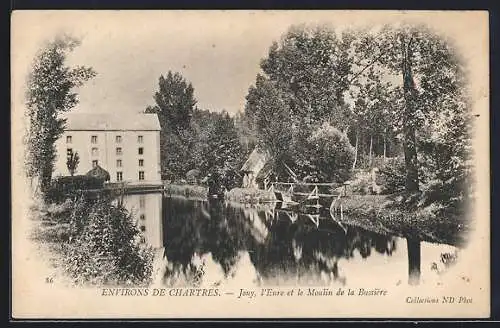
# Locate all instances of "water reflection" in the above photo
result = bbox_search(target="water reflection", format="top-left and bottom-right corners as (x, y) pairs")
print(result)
(159, 197), (407, 287)
(118, 194), (458, 287)
(118, 192), (163, 248)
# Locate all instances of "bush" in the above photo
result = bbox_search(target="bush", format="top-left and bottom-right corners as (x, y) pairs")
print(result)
(61, 196), (154, 286)
(45, 175), (105, 203)
(377, 157), (406, 194)
(293, 123), (355, 183)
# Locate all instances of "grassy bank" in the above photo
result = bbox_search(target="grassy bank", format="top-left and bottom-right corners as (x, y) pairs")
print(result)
(225, 187), (276, 203)
(163, 185), (278, 203)
(339, 194), (469, 247)
(163, 183), (208, 200)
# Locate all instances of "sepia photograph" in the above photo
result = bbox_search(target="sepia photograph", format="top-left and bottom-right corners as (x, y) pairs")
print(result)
(11, 10), (490, 319)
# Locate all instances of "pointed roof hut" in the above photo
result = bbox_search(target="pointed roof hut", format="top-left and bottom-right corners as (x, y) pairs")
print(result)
(86, 164), (111, 182)
(240, 147), (272, 174)
(240, 147), (272, 188)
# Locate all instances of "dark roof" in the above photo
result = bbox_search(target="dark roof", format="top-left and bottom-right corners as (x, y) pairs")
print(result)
(255, 160), (274, 181)
(62, 112), (161, 131)
(86, 165), (111, 181)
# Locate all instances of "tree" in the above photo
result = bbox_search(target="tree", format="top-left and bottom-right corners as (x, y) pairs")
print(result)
(245, 25), (358, 181)
(66, 151), (80, 176)
(298, 123), (355, 183)
(245, 75), (294, 162)
(25, 34), (96, 192)
(348, 24), (470, 195)
(191, 109), (245, 189)
(146, 71), (197, 132)
(146, 71), (197, 179)
(347, 69), (398, 169)
(258, 25), (354, 130)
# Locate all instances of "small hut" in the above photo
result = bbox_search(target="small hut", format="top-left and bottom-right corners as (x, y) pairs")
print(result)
(240, 147), (272, 189)
(86, 164), (111, 182)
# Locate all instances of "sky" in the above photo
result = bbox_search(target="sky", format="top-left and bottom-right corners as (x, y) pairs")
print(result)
(12, 10), (488, 117)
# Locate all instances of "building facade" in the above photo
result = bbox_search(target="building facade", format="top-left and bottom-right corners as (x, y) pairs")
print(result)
(54, 112), (162, 185)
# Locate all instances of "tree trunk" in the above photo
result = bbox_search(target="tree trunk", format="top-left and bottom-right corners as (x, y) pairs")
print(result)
(40, 164), (53, 194)
(368, 134), (373, 167)
(401, 35), (419, 192)
(352, 131), (359, 170)
(383, 128), (387, 162)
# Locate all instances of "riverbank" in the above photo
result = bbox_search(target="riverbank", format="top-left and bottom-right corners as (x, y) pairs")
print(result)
(163, 184), (208, 200)
(164, 184), (467, 246)
(222, 187), (468, 247)
(225, 187), (276, 203)
(339, 194), (469, 247)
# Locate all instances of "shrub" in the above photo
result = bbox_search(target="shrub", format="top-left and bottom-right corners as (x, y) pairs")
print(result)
(293, 123), (355, 183)
(61, 196), (154, 286)
(377, 157), (406, 194)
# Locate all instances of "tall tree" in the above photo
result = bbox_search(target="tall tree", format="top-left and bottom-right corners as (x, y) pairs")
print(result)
(245, 75), (294, 162)
(146, 71), (197, 132)
(245, 25), (358, 180)
(349, 24), (469, 194)
(190, 109), (245, 189)
(25, 34), (96, 192)
(146, 71), (197, 179)
(257, 25), (355, 131)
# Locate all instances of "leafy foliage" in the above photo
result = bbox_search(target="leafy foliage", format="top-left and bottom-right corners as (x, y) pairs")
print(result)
(245, 25), (358, 182)
(146, 71), (197, 179)
(146, 72), (245, 188)
(292, 123), (355, 183)
(24, 34), (96, 192)
(377, 157), (407, 194)
(246, 23), (472, 200)
(61, 196), (154, 286)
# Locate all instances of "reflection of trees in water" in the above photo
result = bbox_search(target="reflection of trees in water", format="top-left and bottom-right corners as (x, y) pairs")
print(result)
(161, 198), (253, 285)
(161, 197), (206, 286)
(161, 197), (398, 286)
(204, 200), (247, 278)
(344, 227), (397, 259)
(247, 214), (397, 285)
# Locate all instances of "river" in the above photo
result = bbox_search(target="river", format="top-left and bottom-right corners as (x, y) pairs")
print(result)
(120, 192), (460, 288)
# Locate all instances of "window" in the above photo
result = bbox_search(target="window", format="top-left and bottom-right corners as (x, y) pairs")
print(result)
(92, 160), (98, 168)
(116, 147), (122, 155)
(139, 196), (146, 208)
(116, 172), (123, 181)
(139, 171), (145, 181)
(115, 135), (122, 143)
(138, 147), (144, 155)
(138, 135), (143, 143)
(66, 136), (72, 143)
(91, 135), (98, 144)
(140, 225), (146, 232)
(140, 214), (146, 220)
(139, 159), (144, 167)
(66, 148), (73, 157)
(116, 159), (122, 167)
(91, 147), (99, 156)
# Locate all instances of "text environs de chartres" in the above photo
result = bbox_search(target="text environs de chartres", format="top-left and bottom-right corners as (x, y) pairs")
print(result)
(101, 288), (221, 297)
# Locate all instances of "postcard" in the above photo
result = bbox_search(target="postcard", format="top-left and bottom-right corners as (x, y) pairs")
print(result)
(11, 10), (490, 319)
